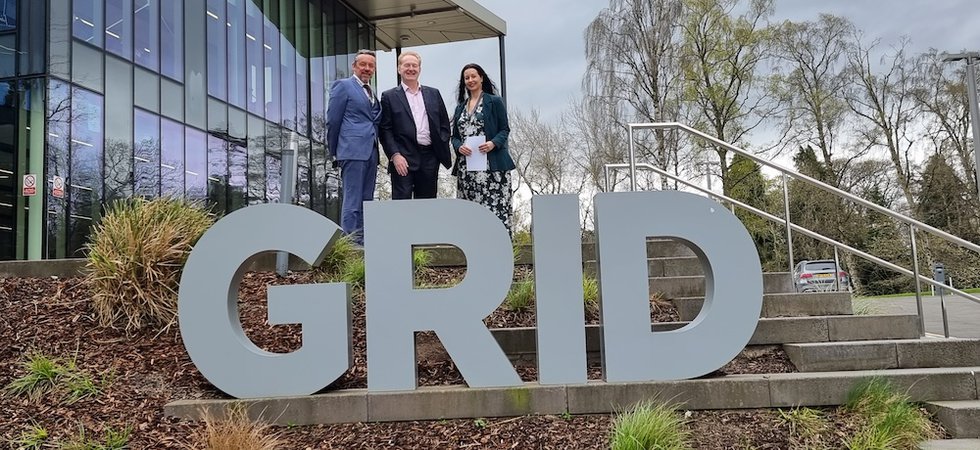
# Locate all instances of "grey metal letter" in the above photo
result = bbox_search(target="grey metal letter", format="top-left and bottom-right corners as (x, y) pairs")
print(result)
(594, 191), (763, 382)
(178, 204), (353, 398)
(364, 199), (522, 391)
(532, 195), (588, 384)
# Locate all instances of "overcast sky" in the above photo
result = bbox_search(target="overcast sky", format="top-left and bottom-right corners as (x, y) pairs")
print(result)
(374, 0), (980, 124)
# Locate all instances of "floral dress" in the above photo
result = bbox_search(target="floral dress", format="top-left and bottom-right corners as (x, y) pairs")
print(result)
(454, 98), (513, 234)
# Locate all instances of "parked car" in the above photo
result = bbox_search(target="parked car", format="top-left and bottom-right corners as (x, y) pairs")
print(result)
(793, 259), (850, 292)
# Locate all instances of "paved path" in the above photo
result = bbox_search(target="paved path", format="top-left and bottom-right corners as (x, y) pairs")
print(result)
(862, 293), (980, 338)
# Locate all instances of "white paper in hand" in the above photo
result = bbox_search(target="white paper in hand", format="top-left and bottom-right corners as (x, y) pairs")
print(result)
(464, 136), (488, 171)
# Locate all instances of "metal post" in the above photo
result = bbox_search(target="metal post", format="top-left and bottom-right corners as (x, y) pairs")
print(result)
(833, 246), (842, 292)
(781, 173), (794, 274)
(909, 225), (925, 337)
(498, 35), (507, 104)
(628, 125), (636, 191)
(395, 46), (402, 86)
(276, 136), (298, 276)
(939, 284), (950, 338)
(965, 59), (980, 197)
(603, 165), (611, 192)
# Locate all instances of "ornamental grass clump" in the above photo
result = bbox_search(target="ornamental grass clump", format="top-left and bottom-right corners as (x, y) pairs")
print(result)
(609, 400), (692, 450)
(843, 377), (937, 449)
(85, 197), (214, 331)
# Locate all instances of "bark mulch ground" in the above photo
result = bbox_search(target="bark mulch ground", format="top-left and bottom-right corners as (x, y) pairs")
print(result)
(0, 269), (919, 448)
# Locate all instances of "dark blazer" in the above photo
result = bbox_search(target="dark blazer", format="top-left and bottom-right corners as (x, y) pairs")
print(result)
(327, 76), (382, 161)
(451, 93), (514, 175)
(379, 85), (452, 172)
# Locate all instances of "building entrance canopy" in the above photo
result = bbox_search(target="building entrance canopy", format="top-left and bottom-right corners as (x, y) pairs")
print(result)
(347, 0), (506, 49)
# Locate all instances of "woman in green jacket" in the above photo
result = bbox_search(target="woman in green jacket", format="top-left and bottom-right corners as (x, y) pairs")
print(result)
(450, 63), (516, 233)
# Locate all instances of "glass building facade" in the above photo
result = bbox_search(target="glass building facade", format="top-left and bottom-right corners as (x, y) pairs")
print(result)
(0, 0), (376, 260)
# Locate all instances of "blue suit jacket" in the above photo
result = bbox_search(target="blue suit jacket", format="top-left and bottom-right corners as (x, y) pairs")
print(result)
(327, 76), (382, 161)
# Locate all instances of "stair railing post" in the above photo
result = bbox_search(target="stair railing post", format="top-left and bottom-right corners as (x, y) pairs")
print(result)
(628, 125), (637, 191)
(782, 173), (794, 274)
(833, 246), (842, 292)
(910, 225), (925, 337)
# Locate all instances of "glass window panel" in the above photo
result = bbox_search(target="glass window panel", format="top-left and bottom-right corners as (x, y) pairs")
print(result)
(160, 0), (182, 80)
(46, 80), (70, 259)
(105, 0), (133, 59)
(68, 88), (104, 256)
(0, 34), (13, 78)
(228, 106), (246, 140)
(228, 142), (246, 211)
(294, 3), (309, 136)
(206, 0), (226, 100)
(0, 0), (15, 31)
(161, 77), (184, 121)
(133, 108), (160, 197)
(207, 97), (227, 136)
(262, 0), (280, 123)
(134, 66), (160, 112)
(160, 117), (184, 197)
(207, 135), (228, 215)
(71, 42), (104, 93)
(49, 0), (71, 78)
(279, 0), (295, 130)
(0, 81), (15, 259)
(310, 142), (326, 214)
(21, 0), (47, 76)
(295, 135), (310, 208)
(185, 127), (207, 201)
(104, 56), (134, 202)
(249, 116), (267, 204)
(309, 5), (325, 143)
(183, 0), (205, 128)
(227, 0), (246, 108)
(134, 0), (158, 71)
(245, 0), (263, 116)
(73, 0), (103, 47)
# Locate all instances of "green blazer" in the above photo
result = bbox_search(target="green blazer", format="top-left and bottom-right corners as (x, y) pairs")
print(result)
(451, 93), (515, 175)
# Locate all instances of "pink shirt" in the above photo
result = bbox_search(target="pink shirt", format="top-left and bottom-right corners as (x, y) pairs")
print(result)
(402, 83), (431, 146)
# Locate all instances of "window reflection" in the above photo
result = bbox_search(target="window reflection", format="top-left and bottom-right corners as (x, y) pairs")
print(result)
(134, 109), (160, 197)
(279, 5), (296, 131)
(263, 6), (280, 123)
(160, 118), (184, 197)
(185, 127), (207, 201)
(69, 88), (104, 255)
(227, 0), (246, 108)
(134, 0), (158, 71)
(0, 0), (14, 31)
(248, 116), (268, 204)
(245, 0), (264, 116)
(228, 142), (247, 210)
(0, 81), (15, 260)
(105, 0), (133, 59)
(72, 0), (103, 47)
(160, 0), (183, 81)
(206, 0), (226, 100)
(46, 81), (71, 259)
(207, 135), (228, 215)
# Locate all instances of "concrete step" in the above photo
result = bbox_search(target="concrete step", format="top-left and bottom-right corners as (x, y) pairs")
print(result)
(491, 314), (922, 359)
(919, 440), (980, 450)
(584, 256), (703, 278)
(785, 339), (980, 372)
(673, 292), (853, 321)
(650, 272), (794, 297)
(165, 366), (980, 425)
(925, 401), (980, 439)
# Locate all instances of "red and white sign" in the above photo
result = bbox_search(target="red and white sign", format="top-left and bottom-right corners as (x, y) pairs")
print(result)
(22, 174), (36, 196)
(52, 176), (65, 199)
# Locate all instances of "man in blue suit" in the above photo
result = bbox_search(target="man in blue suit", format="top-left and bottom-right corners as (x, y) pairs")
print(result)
(328, 49), (382, 244)
(379, 51), (451, 199)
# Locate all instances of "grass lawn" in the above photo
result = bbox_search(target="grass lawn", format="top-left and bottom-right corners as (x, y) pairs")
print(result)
(858, 287), (980, 300)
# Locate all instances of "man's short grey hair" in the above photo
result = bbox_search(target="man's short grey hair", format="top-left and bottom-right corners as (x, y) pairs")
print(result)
(355, 49), (376, 59)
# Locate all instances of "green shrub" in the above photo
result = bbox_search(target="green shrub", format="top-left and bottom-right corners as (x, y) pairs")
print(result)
(62, 425), (130, 450)
(583, 276), (600, 313)
(413, 248), (433, 272)
(339, 256), (366, 290)
(85, 197), (214, 331)
(319, 234), (360, 275)
(609, 401), (691, 450)
(844, 377), (936, 449)
(8, 422), (48, 450)
(505, 277), (535, 311)
(777, 406), (826, 439)
(5, 353), (69, 400)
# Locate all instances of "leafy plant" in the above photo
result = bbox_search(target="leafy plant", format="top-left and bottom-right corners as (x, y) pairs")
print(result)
(609, 401), (692, 450)
(64, 372), (101, 404)
(339, 256), (366, 290)
(194, 406), (281, 450)
(843, 377), (937, 449)
(62, 424), (130, 450)
(5, 353), (67, 400)
(85, 197), (214, 331)
(504, 277), (535, 311)
(9, 423), (48, 450)
(473, 418), (488, 429)
(777, 406), (826, 439)
(583, 276), (600, 313)
(319, 234), (360, 275)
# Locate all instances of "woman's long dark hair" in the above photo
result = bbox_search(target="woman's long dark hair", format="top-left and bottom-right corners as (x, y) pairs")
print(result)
(455, 63), (498, 104)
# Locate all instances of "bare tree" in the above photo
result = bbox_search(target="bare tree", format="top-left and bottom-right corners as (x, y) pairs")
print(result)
(772, 14), (857, 182)
(846, 36), (921, 211)
(509, 108), (585, 196)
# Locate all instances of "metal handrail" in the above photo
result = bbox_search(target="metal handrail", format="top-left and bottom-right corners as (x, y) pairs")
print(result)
(612, 121), (980, 338)
(605, 161), (980, 305)
(627, 123), (980, 254)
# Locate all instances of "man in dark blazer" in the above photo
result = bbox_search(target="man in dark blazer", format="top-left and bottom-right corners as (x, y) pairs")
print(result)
(379, 51), (452, 199)
(327, 49), (382, 244)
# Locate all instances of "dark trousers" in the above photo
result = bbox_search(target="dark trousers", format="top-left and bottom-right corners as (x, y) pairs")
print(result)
(391, 144), (439, 199)
(339, 152), (378, 244)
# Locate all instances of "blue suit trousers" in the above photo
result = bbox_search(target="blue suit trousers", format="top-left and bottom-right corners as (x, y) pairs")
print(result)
(339, 152), (378, 245)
